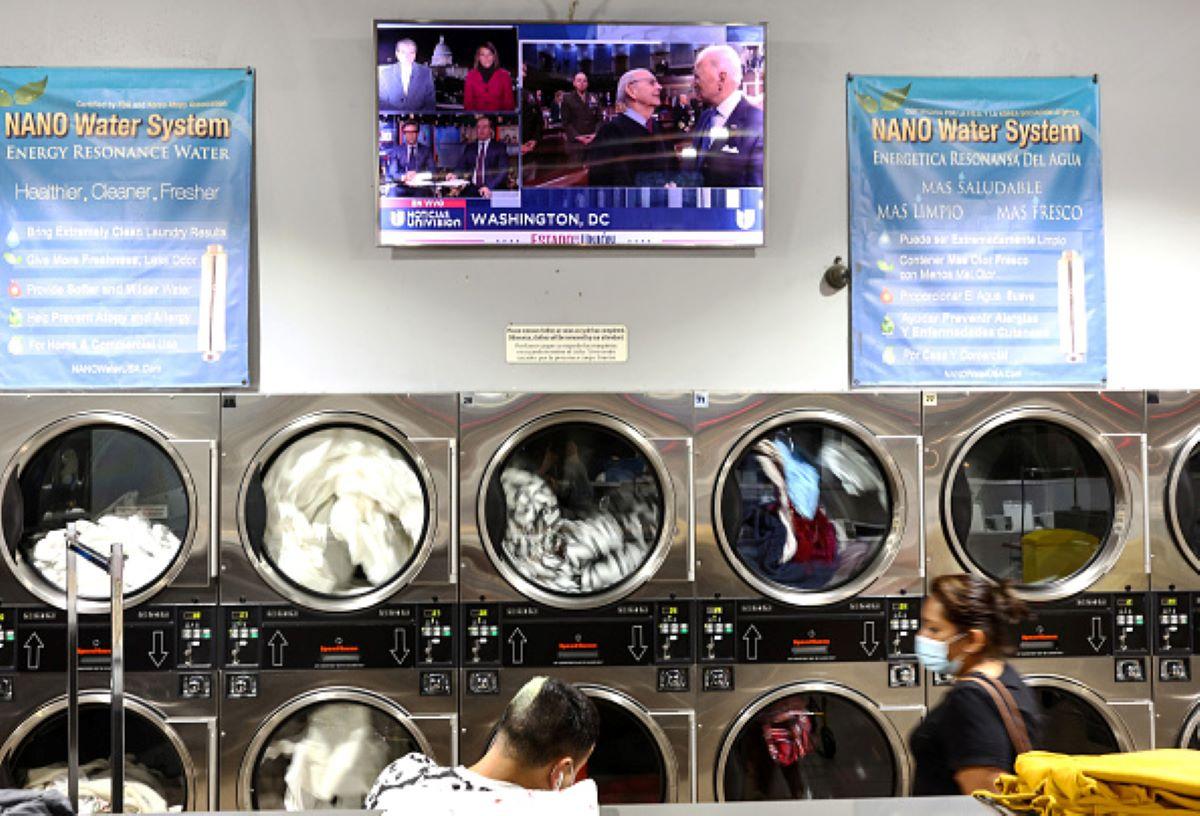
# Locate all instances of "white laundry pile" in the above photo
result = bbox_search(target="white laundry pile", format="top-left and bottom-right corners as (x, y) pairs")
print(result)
(262, 429), (426, 594)
(22, 758), (178, 814)
(499, 469), (659, 593)
(260, 703), (391, 810)
(29, 515), (182, 597)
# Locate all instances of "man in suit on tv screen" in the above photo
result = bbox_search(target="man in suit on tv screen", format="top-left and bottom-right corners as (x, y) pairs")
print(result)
(692, 44), (763, 188)
(379, 38), (437, 113)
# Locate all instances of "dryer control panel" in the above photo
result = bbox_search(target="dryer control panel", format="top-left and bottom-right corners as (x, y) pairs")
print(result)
(1152, 592), (1199, 684)
(1018, 593), (1148, 659)
(0, 605), (216, 673)
(461, 601), (694, 668)
(223, 604), (455, 670)
(698, 597), (921, 663)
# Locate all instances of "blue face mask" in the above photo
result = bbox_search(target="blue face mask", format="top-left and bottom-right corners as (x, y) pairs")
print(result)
(914, 632), (966, 675)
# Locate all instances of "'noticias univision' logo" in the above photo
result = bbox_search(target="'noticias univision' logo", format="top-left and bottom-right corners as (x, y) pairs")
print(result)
(735, 209), (757, 231)
(390, 208), (464, 230)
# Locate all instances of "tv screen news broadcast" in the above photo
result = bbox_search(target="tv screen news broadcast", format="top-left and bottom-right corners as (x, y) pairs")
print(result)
(375, 22), (766, 247)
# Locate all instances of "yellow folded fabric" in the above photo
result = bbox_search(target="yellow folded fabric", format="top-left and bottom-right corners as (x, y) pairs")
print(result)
(977, 750), (1200, 815)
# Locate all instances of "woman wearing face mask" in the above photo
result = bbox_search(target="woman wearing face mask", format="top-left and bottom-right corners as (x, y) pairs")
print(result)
(909, 573), (1042, 796)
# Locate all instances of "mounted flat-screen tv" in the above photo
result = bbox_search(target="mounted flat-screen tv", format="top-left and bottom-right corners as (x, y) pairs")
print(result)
(375, 22), (766, 247)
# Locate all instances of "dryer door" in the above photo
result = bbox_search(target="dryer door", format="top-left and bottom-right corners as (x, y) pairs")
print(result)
(237, 688), (431, 810)
(1168, 432), (1200, 574)
(480, 412), (676, 608)
(1026, 676), (1133, 753)
(0, 693), (196, 812)
(239, 416), (438, 612)
(716, 682), (908, 800)
(1179, 703), (1200, 748)
(1, 416), (198, 611)
(943, 412), (1130, 600)
(577, 686), (680, 804)
(714, 413), (905, 606)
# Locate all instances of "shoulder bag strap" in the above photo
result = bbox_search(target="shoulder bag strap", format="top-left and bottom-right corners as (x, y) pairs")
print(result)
(958, 674), (1033, 756)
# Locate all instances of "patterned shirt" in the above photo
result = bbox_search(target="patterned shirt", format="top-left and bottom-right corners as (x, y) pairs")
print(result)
(365, 753), (519, 807)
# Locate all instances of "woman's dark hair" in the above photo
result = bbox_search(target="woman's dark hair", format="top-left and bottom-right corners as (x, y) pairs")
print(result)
(474, 42), (501, 71)
(930, 573), (1029, 657)
(495, 676), (600, 765)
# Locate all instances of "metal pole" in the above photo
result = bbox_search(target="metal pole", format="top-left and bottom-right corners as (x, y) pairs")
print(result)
(65, 524), (79, 814)
(110, 541), (124, 815)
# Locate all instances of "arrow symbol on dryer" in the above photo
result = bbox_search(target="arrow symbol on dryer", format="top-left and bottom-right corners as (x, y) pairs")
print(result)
(508, 628), (527, 665)
(743, 625), (762, 661)
(860, 620), (879, 656)
(1088, 617), (1107, 653)
(148, 630), (169, 668)
(628, 625), (647, 661)
(24, 633), (44, 670)
(390, 628), (410, 666)
(269, 631), (288, 667)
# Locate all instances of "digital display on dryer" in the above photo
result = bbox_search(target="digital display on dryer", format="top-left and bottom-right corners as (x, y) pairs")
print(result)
(1018, 594), (1148, 658)
(733, 600), (889, 664)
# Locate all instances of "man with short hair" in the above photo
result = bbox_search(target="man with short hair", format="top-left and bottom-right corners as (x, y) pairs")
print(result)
(379, 38), (437, 113)
(560, 71), (601, 168)
(692, 43), (763, 187)
(448, 115), (510, 198)
(386, 121), (435, 194)
(365, 677), (599, 802)
(588, 69), (671, 187)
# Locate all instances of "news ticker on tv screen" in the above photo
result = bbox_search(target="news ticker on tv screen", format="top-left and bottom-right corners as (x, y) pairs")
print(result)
(375, 22), (765, 247)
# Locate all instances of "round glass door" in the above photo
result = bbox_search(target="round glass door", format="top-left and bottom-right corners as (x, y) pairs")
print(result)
(946, 418), (1118, 593)
(2, 421), (191, 607)
(1029, 681), (1127, 754)
(578, 691), (671, 804)
(482, 417), (669, 607)
(716, 418), (897, 604)
(0, 696), (191, 814)
(1182, 706), (1200, 749)
(242, 423), (430, 610)
(242, 694), (426, 810)
(718, 685), (902, 800)
(1169, 436), (1200, 570)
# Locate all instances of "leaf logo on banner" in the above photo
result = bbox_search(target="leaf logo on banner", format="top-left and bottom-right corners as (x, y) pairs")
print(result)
(0, 76), (48, 107)
(881, 83), (912, 111)
(854, 92), (879, 113)
(877, 260), (895, 272)
(855, 83), (912, 114)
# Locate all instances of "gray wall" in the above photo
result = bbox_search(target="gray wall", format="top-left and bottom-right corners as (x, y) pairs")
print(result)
(8, 0), (1198, 392)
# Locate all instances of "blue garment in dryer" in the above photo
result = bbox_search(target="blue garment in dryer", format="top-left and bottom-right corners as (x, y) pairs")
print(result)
(770, 438), (820, 519)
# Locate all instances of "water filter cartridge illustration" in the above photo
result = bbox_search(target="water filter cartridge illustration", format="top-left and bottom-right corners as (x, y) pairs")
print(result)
(1057, 249), (1087, 363)
(198, 244), (227, 361)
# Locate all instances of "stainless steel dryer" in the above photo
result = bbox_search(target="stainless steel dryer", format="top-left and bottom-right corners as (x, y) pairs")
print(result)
(1152, 591), (1200, 749)
(219, 394), (456, 611)
(927, 592), (1154, 753)
(459, 393), (692, 609)
(458, 600), (694, 804)
(694, 392), (922, 607)
(696, 598), (924, 801)
(1147, 391), (1200, 591)
(218, 602), (457, 810)
(0, 603), (218, 811)
(923, 391), (1147, 600)
(0, 394), (218, 611)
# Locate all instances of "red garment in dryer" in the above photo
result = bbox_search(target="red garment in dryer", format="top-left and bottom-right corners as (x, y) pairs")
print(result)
(787, 506), (838, 565)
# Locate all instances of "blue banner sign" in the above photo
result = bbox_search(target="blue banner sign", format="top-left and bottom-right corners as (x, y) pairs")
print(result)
(848, 76), (1105, 386)
(1, 68), (253, 388)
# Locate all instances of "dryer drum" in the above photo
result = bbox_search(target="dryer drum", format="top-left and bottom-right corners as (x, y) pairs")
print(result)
(576, 688), (674, 804)
(1167, 434), (1200, 571)
(1025, 678), (1132, 754)
(243, 426), (429, 599)
(946, 418), (1118, 589)
(716, 685), (905, 801)
(2, 422), (191, 603)
(717, 421), (894, 600)
(0, 695), (192, 813)
(484, 421), (665, 598)
(240, 693), (428, 811)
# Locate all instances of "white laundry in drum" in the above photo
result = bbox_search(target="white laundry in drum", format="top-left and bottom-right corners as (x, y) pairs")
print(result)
(499, 468), (659, 594)
(29, 515), (183, 597)
(262, 429), (426, 594)
(22, 758), (177, 813)
(262, 703), (390, 810)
